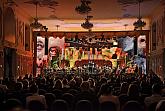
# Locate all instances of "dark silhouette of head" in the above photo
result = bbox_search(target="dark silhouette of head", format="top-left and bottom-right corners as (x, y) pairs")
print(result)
(80, 81), (90, 92)
(152, 83), (161, 95)
(99, 83), (112, 96)
(27, 100), (45, 111)
(120, 82), (129, 94)
(51, 100), (68, 111)
(54, 79), (63, 89)
(156, 100), (165, 111)
(29, 84), (38, 94)
(75, 100), (93, 111)
(4, 99), (23, 111)
(127, 84), (139, 97)
(100, 101), (117, 111)
(123, 101), (144, 111)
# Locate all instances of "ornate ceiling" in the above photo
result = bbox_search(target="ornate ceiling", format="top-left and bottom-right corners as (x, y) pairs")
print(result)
(11, 0), (162, 31)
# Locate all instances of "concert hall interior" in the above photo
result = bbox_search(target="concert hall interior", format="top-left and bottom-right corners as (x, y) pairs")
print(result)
(0, 0), (165, 111)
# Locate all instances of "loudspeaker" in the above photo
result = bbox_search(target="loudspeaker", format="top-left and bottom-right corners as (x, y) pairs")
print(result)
(134, 37), (137, 55)
(45, 37), (48, 55)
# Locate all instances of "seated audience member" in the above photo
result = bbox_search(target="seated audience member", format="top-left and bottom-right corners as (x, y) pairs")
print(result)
(99, 84), (120, 111)
(127, 84), (141, 103)
(3, 99), (23, 111)
(69, 79), (76, 89)
(120, 82), (129, 95)
(15, 82), (23, 91)
(88, 78), (96, 93)
(100, 101), (117, 111)
(27, 100), (45, 111)
(62, 78), (70, 89)
(74, 77), (83, 88)
(62, 93), (74, 111)
(140, 81), (152, 95)
(118, 82), (129, 107)
(144, 83), (165, 108)
(75, 100), (93, 111)
(75, 81), (99, 111)
(22, 79), (29, 90)
(44, 93), (56, 110)
(155, 100), (165, 111)
(122, 101), (144, 111)
(26, 84), (47, 109)
(80, 81), (90, 92)
(0, 80), (8, 92)
(51, 100), (68, 111)
(54, 79), (63, 90)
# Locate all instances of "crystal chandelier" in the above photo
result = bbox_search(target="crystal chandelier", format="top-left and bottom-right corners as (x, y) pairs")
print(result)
(133, 0), (146, 30)
(30, 2), (43, 29)
(75, 0), (92, 14)
(81, 16), (93, 29)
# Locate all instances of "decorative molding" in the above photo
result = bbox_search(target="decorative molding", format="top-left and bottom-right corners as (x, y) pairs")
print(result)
(34, 30), (150, 38)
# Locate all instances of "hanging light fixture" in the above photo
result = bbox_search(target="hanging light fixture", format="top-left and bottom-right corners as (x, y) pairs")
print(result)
(81, 15), (93, 30)
(30, 2), (43, 29)
(133, 0), (146, 30)
(75, 0), (92, 14)
(5, 0), (18, 7)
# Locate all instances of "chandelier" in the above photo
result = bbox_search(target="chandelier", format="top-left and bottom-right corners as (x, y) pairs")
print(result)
(30, 18), (43, 29)
(75, 0), (92, 14)
(81, 16), (93, 29)
(133, 18), (146, 29)
(24, 0), (59, 10)
(133, 0), (146, 30)
(5, 0), (18, 7)
(30, 2), (43, 29)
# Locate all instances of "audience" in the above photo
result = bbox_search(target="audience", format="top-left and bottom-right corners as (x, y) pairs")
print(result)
(3, 99), (23, 111)
(98, 84), (120, 111)
(155, 100), (165, 111)
(144, 83), (165, 110)
(26, 83), (47, 109)
(0, 72), (165, 111)
(122, 101), (144, 111)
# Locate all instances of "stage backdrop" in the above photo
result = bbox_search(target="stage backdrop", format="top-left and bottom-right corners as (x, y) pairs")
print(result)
(36, 35), (146, 74)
